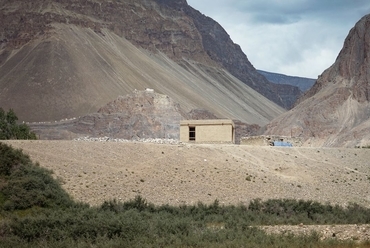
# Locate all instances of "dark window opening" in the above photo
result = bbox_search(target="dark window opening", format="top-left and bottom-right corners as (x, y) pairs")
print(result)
(189, 127), (196, 141)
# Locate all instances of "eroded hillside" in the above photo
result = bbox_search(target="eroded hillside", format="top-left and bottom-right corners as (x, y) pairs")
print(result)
(0, 0), (289, 124)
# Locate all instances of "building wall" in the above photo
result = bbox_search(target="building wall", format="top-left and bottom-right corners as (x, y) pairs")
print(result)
(180, 125), (190, 141)
(180, 120), (234, 143)
(196, 125), (233, 142)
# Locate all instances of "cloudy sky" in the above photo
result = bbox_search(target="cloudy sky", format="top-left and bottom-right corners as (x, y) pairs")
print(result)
(187, 0), (370, 79)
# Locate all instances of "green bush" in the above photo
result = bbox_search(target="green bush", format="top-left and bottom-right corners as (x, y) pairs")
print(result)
(0, 142), (31, 176)
(2, 197), (370, 247)
(247, 198), (370, 225)
(0, 143), (74, 211)
(0, 108), (36, 140)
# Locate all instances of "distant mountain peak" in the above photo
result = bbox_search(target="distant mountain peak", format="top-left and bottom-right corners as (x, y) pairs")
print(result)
(257, 70), (316, 92)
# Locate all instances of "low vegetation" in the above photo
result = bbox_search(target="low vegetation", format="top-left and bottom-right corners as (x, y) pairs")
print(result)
(0, 108), (36, 140)
(0, 143), (369, 247)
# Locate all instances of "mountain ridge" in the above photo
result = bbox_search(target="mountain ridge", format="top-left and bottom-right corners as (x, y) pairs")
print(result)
(0, 0), (296, 124)
(257, 70), (316, 92)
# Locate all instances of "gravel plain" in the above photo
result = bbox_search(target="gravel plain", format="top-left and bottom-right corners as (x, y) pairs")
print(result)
(5, 140), (370, 207)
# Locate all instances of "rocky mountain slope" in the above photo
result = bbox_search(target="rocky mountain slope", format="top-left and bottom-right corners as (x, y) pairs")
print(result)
(266, 14), (370, 147)
(29, 90), (260, 141)
(257, 70), (316, 109)
(29, 90), (183, 140)
(0, 0), (291, 125)
(257, 70), (316, 92)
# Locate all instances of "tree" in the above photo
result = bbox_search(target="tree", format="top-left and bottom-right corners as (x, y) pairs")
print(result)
(0, 108), (37, 140)
(6, 109), (18, 125)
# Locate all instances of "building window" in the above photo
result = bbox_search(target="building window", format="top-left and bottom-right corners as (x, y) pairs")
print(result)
(189, 126), (196, 141)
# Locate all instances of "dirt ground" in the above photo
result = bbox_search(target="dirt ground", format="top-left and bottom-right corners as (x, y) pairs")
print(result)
(5, 140), (370, 207)
(3, 140), (370, 242)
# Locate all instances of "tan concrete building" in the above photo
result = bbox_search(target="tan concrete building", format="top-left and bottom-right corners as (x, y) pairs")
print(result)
(180, 119), (235, 143)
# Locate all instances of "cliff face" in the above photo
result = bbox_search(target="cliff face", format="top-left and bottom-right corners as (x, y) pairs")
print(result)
(0, 0), (292, 124)
(266, 14), (370, 147)
(295, 14), (370, 106)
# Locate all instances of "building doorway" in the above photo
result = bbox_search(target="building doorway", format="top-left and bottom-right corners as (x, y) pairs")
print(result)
(189, 126), (196, 141)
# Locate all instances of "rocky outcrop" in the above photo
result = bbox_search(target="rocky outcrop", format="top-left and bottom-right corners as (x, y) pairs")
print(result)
(30, 90), (184, 140)
(265, 14), (370, 147)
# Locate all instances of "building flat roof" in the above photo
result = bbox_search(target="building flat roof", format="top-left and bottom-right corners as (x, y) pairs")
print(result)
(180, 119), (234, 127)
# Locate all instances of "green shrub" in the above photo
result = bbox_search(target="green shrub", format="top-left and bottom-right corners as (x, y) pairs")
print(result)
(0, 108), (36, 140)
(247, 198), (370, 225)
(3, 197), (370, 247)
(0, 143), (74, 211)
(0, 143), (31, 176)
(101, 195), (156, 213)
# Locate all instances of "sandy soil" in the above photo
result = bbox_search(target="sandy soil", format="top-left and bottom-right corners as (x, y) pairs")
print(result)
(4, 140), (370, 208)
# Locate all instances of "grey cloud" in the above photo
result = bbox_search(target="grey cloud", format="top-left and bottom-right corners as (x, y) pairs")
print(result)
(210, 0), (370, 24)
(187, 0), (370, 77)
(250, 13), (301, 24)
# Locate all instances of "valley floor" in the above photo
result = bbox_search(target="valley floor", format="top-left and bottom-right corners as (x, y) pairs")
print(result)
(4, 140), (370, 208)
